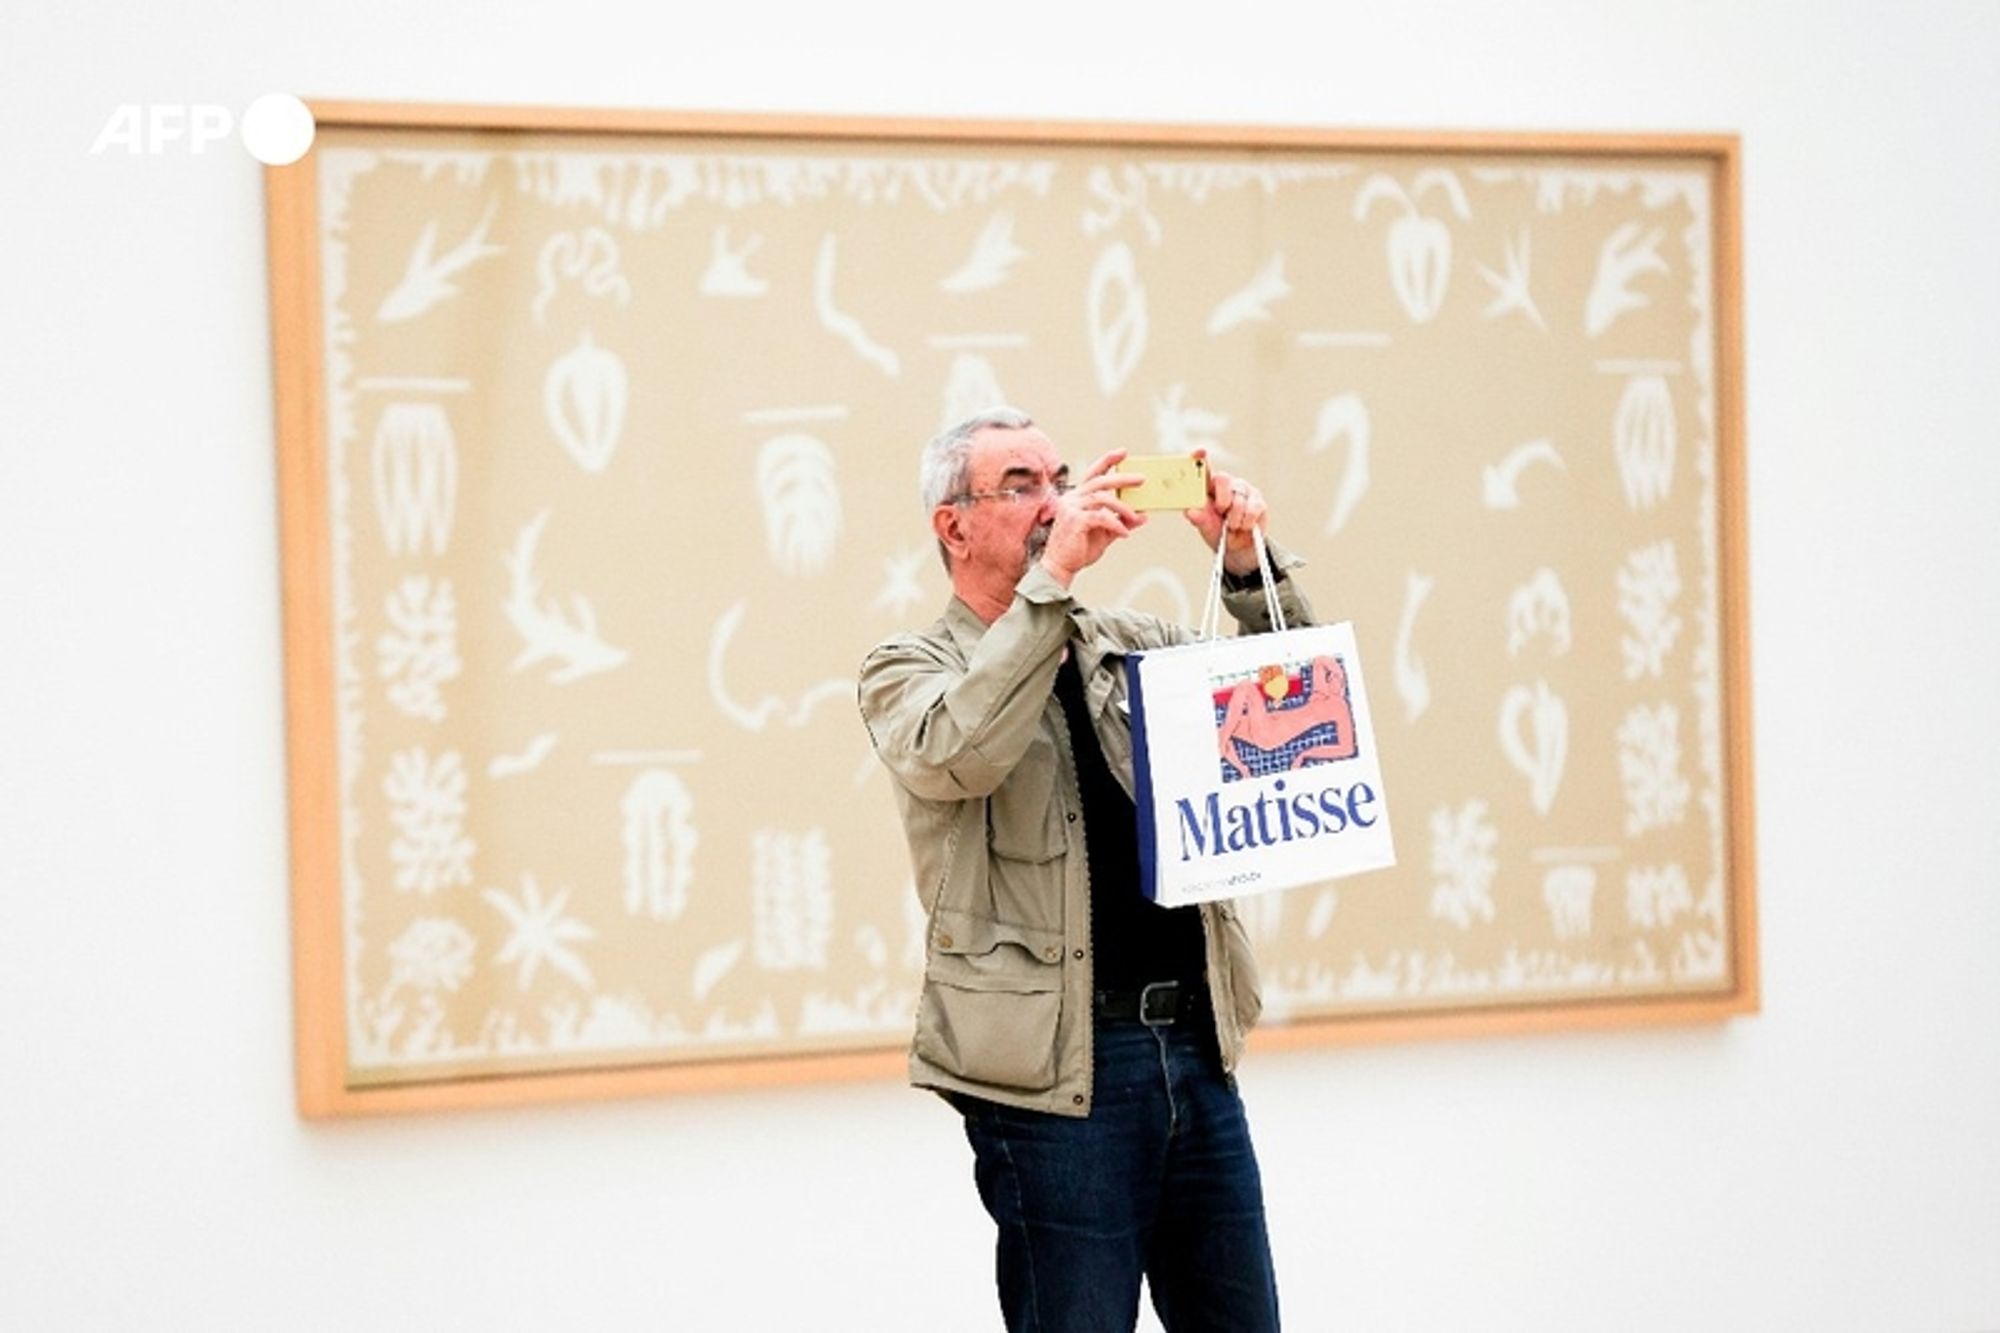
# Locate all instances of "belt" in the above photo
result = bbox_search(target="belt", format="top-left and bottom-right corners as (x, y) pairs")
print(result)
(1094, 980), (1211, 1027)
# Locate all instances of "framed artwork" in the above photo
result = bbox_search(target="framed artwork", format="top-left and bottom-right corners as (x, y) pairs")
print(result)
(267, 102), (1754, 1116)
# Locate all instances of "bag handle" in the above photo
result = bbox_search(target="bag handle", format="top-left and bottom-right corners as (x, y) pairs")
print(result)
(1196, 525), (1287, 641)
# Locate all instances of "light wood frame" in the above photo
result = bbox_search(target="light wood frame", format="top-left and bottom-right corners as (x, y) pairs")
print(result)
(268, 101), (1755, 1118)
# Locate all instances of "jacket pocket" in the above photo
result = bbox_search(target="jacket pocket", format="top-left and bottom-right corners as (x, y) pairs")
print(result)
(915, 909), (1064, 1091)
(1215, 900), (1264, 1032)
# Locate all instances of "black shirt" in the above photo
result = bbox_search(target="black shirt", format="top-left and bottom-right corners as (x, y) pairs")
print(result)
(1052, 650), (1207, 993)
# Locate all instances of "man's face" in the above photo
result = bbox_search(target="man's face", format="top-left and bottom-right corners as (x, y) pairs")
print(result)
(949, 426), (1070, 585)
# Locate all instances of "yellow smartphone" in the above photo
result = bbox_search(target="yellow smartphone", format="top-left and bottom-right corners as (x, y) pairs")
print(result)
(1117, 454), (1210, 511)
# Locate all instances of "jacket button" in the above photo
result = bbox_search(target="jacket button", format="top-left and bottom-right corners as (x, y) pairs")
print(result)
(937, 934), (953, 948)
(1066, 812), (1077, 823)
(1072, 1094), (1085, 1105)
(1043, 946), (1059, 961)
(1073, 949), (1085, 960)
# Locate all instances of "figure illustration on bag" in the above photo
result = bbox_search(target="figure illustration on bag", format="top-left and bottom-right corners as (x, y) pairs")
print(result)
(1213, 654), (1359, 781)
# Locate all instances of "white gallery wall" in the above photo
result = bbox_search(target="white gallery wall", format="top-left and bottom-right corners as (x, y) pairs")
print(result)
(3, 2), (1997, 1328)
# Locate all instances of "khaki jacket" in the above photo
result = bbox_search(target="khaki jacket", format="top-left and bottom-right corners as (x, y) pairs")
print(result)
(857, 557), (1313, 1116)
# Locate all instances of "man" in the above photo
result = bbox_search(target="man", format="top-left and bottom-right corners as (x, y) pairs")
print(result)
(858, 407), (1313, 1332)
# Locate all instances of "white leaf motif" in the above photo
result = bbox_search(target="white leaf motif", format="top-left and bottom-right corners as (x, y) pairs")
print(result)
(1613, 376), (1676, 511)
(370, 403), (458, 556)
(1086, 243), (1147, 395)
(543, 329), (628, 474)
(621, 769), (697, 921)
(693, 940), (745, 1002)
(756, 434), (843, 576)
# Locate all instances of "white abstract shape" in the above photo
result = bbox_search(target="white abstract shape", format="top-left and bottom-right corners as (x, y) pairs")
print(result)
(620, 769), (697, 921)
(1305, 888), (1339, 940)
(1542, 865), (1597, 941)
(872, 546), (930, 619)
(1081, 164), (1162, 244)
(1429, 799), (1499, 929)
(1152, 384), (1233, 460)
(1114, 567), (1192, 626)
(1087, 242), (1148, 395)
(854, 925), (889, 969)
(543, 328), (628, 474)
(488, 732), (558, 779)
(707, 600), (852, 732)
(756, 433), (842, 576)
(814, 234), (900, 376)
(692, 939), (745, 1002)
(751, 828), (834, 972)
(941, 353), (1007, 427)
(1618, 540), (1683, 679)
(1353, 171), (1468, 324)
(1478, 229), (1545, 329)
(1394, 570), (1434, 724)
(504, 510), (630, 684)
(1307, 392), (1371, 535)
(700, 225), (768, 297)
(384, 747), (475, 896)
(1506, 568), (1572, 658)
(386, 918), (476, 996)
(482, 871), (595, 992)
(1480, 438), (1565, 509)
(1625, 863), (1692, 930)
(377, 575), (461, 721)
(370, 402), (458, 556)
(1206, 254), (1290, 334)
(1613, 375), (1677, 510)
(1499, 681), (1568, 815)
(1618, 703), (1690, 835)
(377, 198), (503, 323)
(1585, 222), (1668, 338)
(532, 226), (631, 325)
(941, 212), (1026, 293)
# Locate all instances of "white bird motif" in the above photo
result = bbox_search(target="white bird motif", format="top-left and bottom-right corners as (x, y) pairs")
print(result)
(1206, 254), (1290, 334)
(941, 213), (1026, 294)
(377, 199), (504, 323)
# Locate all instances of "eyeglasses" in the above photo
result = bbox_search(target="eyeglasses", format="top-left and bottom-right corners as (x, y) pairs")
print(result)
(952, 479), (1074, 506)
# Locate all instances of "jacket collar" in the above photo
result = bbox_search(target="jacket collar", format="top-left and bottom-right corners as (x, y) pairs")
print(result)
(940, 594), (1125, 716)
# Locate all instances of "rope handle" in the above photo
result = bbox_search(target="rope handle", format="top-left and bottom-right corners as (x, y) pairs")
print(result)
(1197, 524), (1286, 641)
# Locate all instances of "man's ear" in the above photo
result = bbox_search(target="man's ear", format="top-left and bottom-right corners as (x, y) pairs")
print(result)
(931, 504), (967, 564)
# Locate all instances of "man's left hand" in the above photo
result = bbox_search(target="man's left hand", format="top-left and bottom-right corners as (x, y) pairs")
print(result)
(1185, 453), (1270, 576)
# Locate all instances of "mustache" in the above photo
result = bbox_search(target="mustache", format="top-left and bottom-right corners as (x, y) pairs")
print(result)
(1025, 522), (1052, 561)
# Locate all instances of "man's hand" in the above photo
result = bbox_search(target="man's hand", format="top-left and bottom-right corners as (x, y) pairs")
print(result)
(1037, 449), (1147, 586)
(1185, 452), (1270, 576)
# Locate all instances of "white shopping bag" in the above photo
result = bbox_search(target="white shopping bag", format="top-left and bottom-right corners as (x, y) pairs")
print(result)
(1125, 533), (1396, 907)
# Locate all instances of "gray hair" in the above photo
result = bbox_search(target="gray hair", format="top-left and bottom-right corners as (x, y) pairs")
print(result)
(919, 405), (1035, 570)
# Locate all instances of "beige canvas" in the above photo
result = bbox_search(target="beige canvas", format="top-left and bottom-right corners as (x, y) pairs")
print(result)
(272, 111), (1752, 1108)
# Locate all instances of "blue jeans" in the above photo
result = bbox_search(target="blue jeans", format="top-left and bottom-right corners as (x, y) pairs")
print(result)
(944, 1015), (1281, 1332)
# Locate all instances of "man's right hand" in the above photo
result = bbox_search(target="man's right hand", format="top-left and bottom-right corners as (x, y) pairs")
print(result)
(1037, 449), (1147, 586)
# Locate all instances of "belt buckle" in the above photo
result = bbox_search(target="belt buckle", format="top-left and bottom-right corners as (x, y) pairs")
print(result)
(1139, 980), (1180, 1027)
